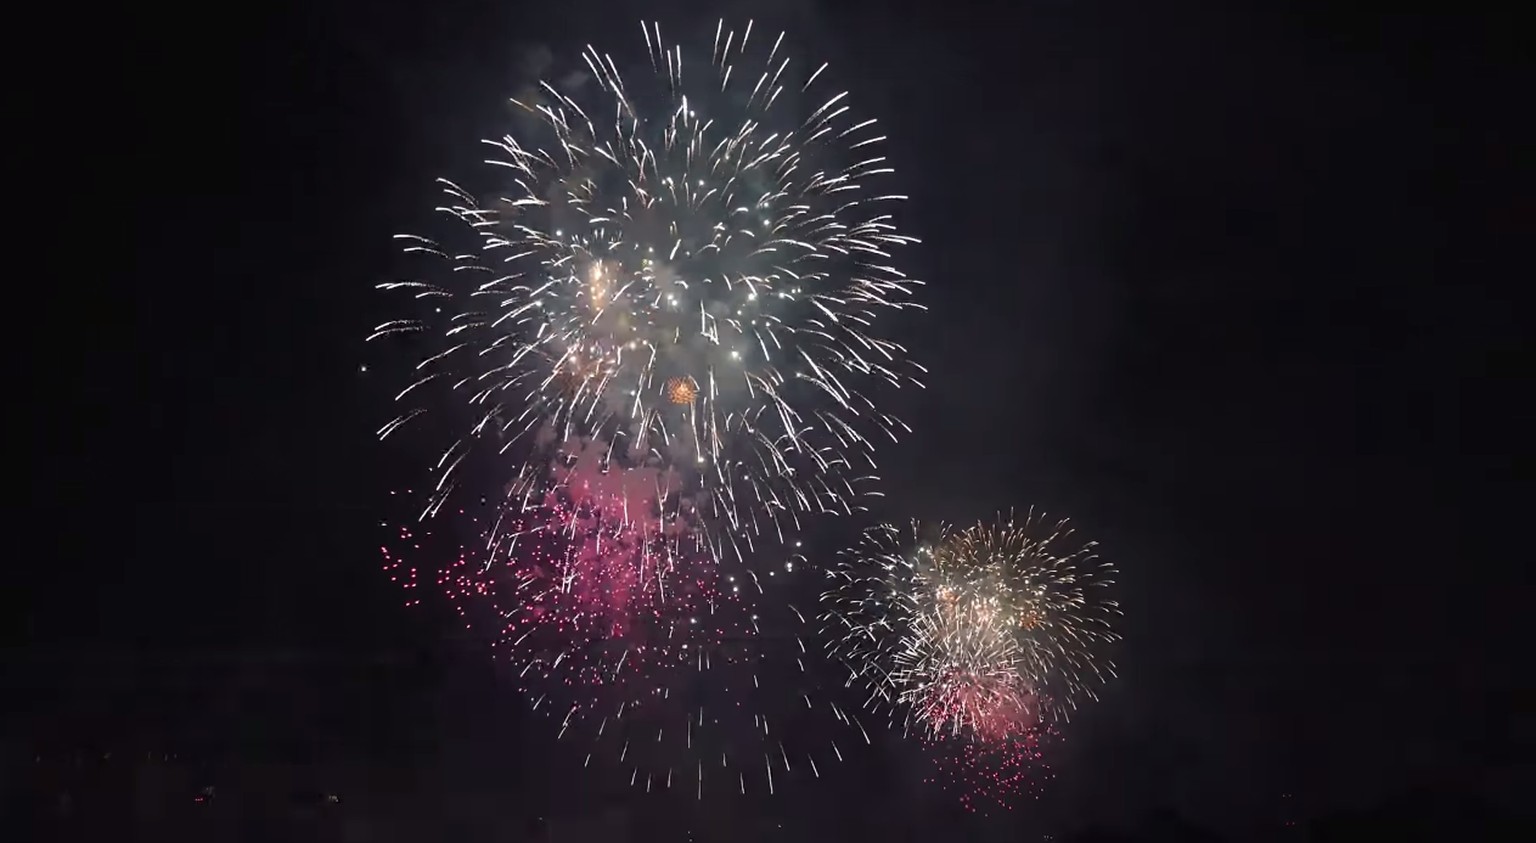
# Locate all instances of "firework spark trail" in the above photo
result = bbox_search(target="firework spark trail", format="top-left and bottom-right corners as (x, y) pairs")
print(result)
(370, 21), (924, 562)
(818, 510), (1120, 806)
(379, 447), (868, 796)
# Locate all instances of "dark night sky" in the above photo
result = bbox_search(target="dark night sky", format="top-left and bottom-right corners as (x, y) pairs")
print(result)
(24, 0), (1527, 839)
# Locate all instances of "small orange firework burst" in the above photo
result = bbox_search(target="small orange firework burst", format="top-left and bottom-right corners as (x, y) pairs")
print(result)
(665, 376), (698, 405)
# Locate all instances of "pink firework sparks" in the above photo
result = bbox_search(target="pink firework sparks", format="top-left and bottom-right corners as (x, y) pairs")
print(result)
(912, 674), (1057, 812)
(378, 500), (424, 609)
(379, 472), (864, 796)
(384, 447), (737, 696)
(484, 437), (738, 686)
(923, 722), (1058, 813)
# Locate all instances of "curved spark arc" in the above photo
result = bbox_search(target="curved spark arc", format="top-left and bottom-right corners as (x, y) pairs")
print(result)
(371, 20), (924, 563)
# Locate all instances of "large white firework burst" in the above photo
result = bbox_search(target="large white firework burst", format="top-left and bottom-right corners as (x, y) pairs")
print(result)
(371, 20), (925, 559)
(820, 512), (1121, 742)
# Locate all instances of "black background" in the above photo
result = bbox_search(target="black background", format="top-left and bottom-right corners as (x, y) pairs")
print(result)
(21, 1), (1526, 840)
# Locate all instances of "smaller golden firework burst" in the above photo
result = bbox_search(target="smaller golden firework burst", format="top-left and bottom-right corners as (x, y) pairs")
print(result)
(586, 261), (610, 310)
(665, 376), (698, 405)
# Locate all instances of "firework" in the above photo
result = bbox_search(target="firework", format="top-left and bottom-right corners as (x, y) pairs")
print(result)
(819, 512), (1120, 805)
(459, 438), (724, 694)
(380, 450), (868, 796)
(370, 20), (925, 559)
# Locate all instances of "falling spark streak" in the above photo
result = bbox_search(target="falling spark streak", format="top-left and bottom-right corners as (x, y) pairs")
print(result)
(371, 21), (923, 563)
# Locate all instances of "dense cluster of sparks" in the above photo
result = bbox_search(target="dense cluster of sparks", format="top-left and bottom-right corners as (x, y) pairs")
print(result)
(369, 20), (924, 563)
(819, 512), (1120, 806)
